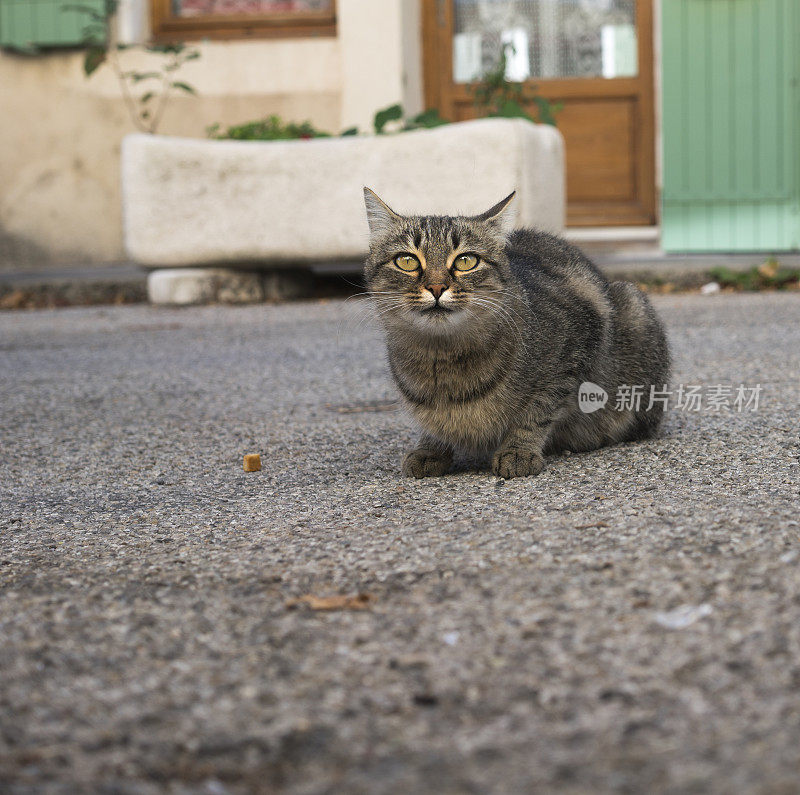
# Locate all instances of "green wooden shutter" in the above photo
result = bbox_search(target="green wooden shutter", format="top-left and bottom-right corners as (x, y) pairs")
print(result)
(661, 0), (800, 252)
(0, 0), (105, 51)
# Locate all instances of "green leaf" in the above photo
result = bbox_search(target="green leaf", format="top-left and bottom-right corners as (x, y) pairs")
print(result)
(83, 47), (106, 76)
(171, 81), (197, 95)
(490, 99), (533, 120)
(373, 103), (403, 134)
(129, 72), (161, 83)
(140, 91), (155, 104)
(406, 108), (449, 129)
(340, 127), (359, 137)
(146, 43), (184, 54)
(81, 22), (106, 44)
(533, 96), (560, 126)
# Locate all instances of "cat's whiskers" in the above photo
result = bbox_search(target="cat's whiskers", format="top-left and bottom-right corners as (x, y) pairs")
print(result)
(337, 293), (402, 338)
(467, 295), (524, 338)
(482, 295), (530, 333)
(475, 288), (532, 325)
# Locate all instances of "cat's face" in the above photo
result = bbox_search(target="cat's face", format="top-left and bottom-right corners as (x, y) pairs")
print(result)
(363, 189), (516, 336)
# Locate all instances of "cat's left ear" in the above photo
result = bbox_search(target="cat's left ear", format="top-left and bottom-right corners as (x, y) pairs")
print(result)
(475, 191), (516, 229)
(363, 187), (402, 235)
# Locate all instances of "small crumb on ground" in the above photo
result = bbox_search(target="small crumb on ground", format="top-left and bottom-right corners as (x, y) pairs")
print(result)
(243, 453), (261, 472)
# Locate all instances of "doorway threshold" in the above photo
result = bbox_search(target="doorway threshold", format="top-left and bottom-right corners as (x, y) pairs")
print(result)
(565, 226), (661, 259)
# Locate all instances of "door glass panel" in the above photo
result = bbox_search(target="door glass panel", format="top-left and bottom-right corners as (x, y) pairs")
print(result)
(453, 0), (637, 83)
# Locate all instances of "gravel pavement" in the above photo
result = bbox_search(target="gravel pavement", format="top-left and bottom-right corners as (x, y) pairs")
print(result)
(1, 292), (799, 793)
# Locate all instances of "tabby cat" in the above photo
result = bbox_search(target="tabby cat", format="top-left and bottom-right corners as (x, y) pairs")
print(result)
(363, 188), (670, 479)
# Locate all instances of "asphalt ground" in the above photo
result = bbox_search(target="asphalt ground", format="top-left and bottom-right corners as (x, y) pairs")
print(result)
(1, 292), (799, 793)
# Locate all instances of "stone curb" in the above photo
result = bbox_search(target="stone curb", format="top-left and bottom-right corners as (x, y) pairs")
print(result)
(146, 268), (314, 306)
(0, 274), (146, 310)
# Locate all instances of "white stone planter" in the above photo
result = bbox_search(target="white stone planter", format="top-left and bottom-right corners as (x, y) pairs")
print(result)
(121, 118), (565, 303)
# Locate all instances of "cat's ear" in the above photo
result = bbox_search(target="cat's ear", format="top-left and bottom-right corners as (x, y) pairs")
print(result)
(364, 187), (401, 235)
(475, 191), (516, 228)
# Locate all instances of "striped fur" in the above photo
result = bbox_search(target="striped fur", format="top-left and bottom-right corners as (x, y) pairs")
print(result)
(363, 188), (671, 479)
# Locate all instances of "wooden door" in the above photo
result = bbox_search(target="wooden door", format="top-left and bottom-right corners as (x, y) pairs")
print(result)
(422, 0), (656, 227)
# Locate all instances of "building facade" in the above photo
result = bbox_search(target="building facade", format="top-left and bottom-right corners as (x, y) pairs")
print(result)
(0, 0), (797, 265)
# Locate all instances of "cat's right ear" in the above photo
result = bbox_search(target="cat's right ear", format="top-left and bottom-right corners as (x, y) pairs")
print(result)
(364, 187), (401, 235)
(474, 191), (516, 229)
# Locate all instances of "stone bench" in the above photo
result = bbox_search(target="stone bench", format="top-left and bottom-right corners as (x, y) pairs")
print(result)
(121, 118), (565, 304)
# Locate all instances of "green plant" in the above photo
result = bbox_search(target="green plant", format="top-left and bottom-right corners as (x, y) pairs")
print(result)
(470, 43), (560, 126)
(206, 116), (331, 141)
(709, 260), (800, 291)
(207, 104), (449, 142)
(372, 104), (449, 134)
(69, 1), (200, 134)
(373, 103), (403, 134)
(403, 108), (450, 130)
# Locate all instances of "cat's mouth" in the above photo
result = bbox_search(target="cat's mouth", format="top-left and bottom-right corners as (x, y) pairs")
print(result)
(420, 304), (453, 315)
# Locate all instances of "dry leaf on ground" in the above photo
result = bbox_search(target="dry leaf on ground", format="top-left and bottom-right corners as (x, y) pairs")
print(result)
(286, 593), (372, 611)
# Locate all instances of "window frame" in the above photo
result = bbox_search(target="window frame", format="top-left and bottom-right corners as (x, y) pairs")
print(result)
(150, 0), (337, 41)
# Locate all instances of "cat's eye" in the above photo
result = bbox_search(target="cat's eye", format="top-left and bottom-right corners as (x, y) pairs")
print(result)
(453, 253), (480, 272)
(394, 253), (420, 272)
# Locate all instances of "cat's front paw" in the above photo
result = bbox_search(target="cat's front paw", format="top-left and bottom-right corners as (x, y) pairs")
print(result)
(491, 446), (544, 479)
(402, 448), (452, 478)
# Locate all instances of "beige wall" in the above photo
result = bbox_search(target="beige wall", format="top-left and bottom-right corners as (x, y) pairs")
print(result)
(0, 0), (423, 268)
(339, 0), (423, 132)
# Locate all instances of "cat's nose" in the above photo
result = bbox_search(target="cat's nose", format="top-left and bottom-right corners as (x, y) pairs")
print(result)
(427, 284), (447, 300)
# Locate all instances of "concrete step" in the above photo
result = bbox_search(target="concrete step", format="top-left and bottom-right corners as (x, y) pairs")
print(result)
(565, 226), (661, 259)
